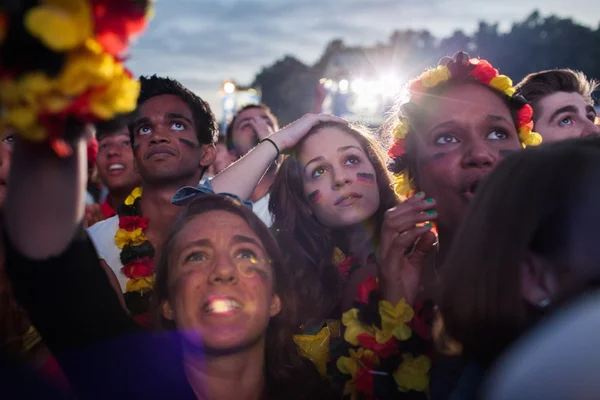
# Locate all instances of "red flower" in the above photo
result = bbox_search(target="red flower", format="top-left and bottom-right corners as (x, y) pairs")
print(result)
(357, 333), (399, 358)
(355, 365), (375, 395)
(470, 59), (498, 85)
(92, 0), (150, 56)
(357, 275), (378, 303)
(409, 301), (434, 341)
(387, 140), (406, 158)
(87, 136), (99, 165)
(133, 313), (152, 328)
(119, 216), (149, 231)
(121, 257), (154, 278)
(517, 104), (534, 127)
(338, 256), (358, 277)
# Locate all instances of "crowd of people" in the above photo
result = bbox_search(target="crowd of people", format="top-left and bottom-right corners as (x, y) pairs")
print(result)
(1, 2), (600, 399)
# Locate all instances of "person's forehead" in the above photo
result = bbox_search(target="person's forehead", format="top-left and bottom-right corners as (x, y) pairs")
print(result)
(538, 92), (590, 117)
(235, 108), (272, 125)
(138, 94), (193, 119)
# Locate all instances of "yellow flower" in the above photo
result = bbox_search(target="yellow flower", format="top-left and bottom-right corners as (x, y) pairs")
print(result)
(115, 228), (147, 249)
(392, 169), (412, 197)
(504, 87), (516, 97)
(393, 119), (409, 140)
(126, 276), (154, 293)
(0, 80), (22, 105)
(337, 349), (379, 398)
(393, 354), (431, 393)
(3, 107), (46, 142)
(376, 299), (414, 344)
(520, 130), (543, 147)
(294, 325), (332, 375)
(25, 0), (92, 52)
(342, 308), (373, 346)
(333, 247), (346, 264)
(59, 48), (119, 96)
(125, 187), (143, 205)
(89, 73), (141, 119)
(421, 66), (451, 88)
(490, 75), (513, 92)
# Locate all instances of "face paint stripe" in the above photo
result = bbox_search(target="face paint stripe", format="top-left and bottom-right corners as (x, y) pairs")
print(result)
(356, 172), (375, 184)
(308, 190), (323, 204)
(178, 138), (198, 149)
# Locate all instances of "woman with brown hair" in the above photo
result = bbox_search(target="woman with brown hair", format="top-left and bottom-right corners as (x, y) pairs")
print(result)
(439, 137), (600, 399)
(269, 52), (542, 399)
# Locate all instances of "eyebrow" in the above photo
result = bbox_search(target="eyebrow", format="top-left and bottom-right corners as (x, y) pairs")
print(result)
(486, 115), (511, 123)
(167, 113), (193, 126)
(548, 105), (578, 122)
(180, 239), (212, 252)
(231, 235), (262, 248)
(235, 115), (274, 128)
(304, 145), (364, 173)
(133, 117), (151, 130)
(428, 120), (457, 134)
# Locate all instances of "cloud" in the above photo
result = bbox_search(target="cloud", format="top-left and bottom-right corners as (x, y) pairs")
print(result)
(128, 0), (598, 120)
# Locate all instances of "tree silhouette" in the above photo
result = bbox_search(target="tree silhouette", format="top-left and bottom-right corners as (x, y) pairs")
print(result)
(252, 11), (600, 125)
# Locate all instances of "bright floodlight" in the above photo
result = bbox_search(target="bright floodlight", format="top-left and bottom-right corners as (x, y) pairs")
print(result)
(223, 81), (236, 94)
(339, 79), (349, 93)
(378, 74), (401, 97)
(351, 78), (366, 94)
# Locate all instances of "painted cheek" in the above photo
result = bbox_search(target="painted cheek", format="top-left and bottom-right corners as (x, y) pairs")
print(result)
(178, 138), (198, 149)
(307, 190), (324, 205)
(356, 172), (375, 185)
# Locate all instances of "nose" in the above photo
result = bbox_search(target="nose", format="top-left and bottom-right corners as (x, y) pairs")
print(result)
(460, 139), (496, 169)
(208, 253), (238, 285)
(149, 128), (171, 145)
(331, 166), (352, 189)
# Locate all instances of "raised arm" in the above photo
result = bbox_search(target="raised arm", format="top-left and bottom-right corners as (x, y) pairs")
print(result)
(5, 132), (88, 260)
(210, 114), (347, 199)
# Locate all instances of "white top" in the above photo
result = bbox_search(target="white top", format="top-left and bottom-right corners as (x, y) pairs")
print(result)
(252, 194), (273, 227)
(88, 215), (127, 293)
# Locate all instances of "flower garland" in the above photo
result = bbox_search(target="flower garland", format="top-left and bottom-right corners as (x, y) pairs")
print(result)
(0, 1), (153, 157)
(115, 187), (155, 322)
(388, 53), (542, 197)
(329, 250), (434, 399)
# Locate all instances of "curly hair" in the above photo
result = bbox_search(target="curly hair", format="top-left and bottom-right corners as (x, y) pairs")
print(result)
(130, 75), (219, 146)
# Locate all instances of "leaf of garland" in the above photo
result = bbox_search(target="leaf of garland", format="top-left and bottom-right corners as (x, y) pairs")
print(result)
(120, 241), (155, 266)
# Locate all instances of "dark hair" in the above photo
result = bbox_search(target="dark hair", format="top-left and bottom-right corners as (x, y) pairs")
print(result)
(152, 195), (335, 399)
(386, 52), (527, 190)
(439, 136), (600, 365)
(515, 69), (599, 123)
(130, 75), (219, 146)
(269, 122), (398, 325)
(225, 104), (279, 153)
(95, 116), (134, 142)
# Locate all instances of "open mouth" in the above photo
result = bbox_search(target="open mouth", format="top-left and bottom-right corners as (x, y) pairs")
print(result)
(463, 180), (481, 200)
(203, 296), (243, 316)
(335, 193), (363, 206)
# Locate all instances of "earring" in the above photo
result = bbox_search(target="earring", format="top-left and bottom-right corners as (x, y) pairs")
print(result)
(538, 298), (550, 308)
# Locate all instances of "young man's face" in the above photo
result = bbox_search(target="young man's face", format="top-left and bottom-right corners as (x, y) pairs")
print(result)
(534, 92), (600, 143)
(131, 94), (215, 185)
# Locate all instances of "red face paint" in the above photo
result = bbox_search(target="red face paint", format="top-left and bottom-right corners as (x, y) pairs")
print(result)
(308, 190), (323, 204)
(357, 172), (375, 185)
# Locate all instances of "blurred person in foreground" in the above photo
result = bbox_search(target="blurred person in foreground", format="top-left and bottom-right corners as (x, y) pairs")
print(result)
(438, 137), (600, 399)
(515, 69), (599, 142)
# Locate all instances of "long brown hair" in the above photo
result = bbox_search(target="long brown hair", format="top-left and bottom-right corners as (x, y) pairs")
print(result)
(269, 121), (398, 325)
(439, 137), (600, 366)
(152, 195), (334, 399)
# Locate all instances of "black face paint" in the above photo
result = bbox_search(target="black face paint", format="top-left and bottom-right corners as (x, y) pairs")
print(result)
(133, 144), (141, 151)
(419, 152), (448, 165)
(178, 138), (197, 149)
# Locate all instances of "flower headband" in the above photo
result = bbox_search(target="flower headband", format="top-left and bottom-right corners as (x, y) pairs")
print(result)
(0, 0), (153, 157)
(388, 52), (542, 197)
